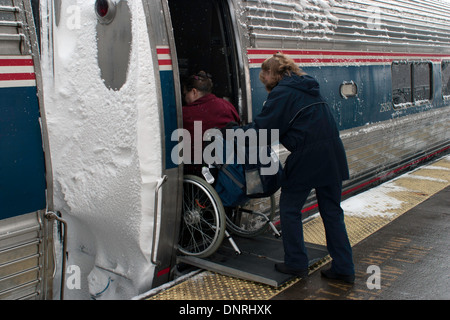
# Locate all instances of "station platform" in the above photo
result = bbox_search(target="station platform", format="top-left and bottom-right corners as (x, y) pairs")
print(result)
(140, 155), (450, 301)
(273, 184), (450, 300)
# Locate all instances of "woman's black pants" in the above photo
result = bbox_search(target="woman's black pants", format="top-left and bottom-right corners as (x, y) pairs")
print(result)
(279, 182), (355, 275)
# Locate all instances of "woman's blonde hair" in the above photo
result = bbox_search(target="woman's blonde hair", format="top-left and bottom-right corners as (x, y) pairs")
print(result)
(259, 53), (306, 91)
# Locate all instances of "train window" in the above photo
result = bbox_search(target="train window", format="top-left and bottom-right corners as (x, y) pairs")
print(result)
(392, 62), (412, 106)
(412, 62), (432, 102)
(340, 82), (357, 99)
(96, 0), (131, 91)
(31, 0), (40, 50)
(392, 61), (433, 107)
(442, 61), (450, 98)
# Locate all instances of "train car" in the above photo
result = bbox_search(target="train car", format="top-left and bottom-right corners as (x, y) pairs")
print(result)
(1, 0), (449, 300)
(0, 0), (55, 299)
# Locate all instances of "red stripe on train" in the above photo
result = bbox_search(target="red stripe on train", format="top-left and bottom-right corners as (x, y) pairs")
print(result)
(0, 59), (34, 67)
(247, 49), (450, 58)
(0, 73), (36, 81)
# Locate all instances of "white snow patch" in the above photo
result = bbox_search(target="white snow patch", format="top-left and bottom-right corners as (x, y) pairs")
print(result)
(342, 184), (408, 218)
(400, 175), (448, 183)
(422, 166), (450, 171)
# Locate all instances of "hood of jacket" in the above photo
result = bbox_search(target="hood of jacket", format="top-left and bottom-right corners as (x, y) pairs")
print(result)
(278, 74), (321, 97)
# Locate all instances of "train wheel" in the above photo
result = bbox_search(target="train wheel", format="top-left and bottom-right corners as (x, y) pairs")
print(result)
(178, 175), (226, 258)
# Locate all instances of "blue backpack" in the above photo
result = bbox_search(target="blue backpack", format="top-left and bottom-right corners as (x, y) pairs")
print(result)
(213, 138), (283, 207)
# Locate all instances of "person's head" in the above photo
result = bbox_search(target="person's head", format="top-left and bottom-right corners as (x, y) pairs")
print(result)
(259, 53), (307, 92)
(183, 71), (213, 104)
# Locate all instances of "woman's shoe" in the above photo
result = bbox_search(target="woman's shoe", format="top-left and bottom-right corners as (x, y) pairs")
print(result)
(275, 263), (309, 277)
(320, 268), (355, 284)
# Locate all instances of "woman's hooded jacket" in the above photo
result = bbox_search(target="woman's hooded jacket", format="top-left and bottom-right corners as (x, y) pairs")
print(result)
(250, 74), (349, 190)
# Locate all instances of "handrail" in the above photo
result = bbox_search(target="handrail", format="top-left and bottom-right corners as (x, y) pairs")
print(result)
(0, 5), (20, 12)
(151, 175), (168, 266)
(45, 212), (68, 300)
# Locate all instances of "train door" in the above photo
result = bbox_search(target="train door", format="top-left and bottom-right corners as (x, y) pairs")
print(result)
(142, 0), (246, 289)
(167, 0), (243, 115)
(0, 0), (54, 300)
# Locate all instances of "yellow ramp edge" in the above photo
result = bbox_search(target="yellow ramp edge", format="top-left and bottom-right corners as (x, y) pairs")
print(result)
(147, 155), (450, 300)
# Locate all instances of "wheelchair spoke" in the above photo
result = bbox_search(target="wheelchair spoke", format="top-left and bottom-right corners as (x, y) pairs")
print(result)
(179, 175), (226, 257)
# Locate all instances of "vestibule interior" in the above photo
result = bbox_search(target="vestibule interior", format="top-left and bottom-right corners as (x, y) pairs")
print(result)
(168, 0), (240, 108)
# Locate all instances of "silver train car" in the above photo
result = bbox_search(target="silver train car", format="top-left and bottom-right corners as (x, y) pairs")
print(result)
(0, 0), (54, 299)
(1, 0), (449, 299)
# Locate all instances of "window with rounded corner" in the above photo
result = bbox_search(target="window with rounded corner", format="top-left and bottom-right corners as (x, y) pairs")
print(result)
(392, 61), (433, 108)
(442, 60), (450, 99)
(412, 62), (432, 103)
(96, 0), (131, 91)
(392, 61), (412, 107)
(340, 82), (357, 99)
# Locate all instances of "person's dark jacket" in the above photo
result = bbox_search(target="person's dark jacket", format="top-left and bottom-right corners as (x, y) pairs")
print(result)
(249, 74), (349, 190)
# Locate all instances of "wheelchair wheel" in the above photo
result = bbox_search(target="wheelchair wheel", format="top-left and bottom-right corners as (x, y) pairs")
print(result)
(178, 175), (226, 258)
(225, 195), (276, 238)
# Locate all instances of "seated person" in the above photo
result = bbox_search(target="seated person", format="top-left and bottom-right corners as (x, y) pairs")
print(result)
(182, 71), (240, 175)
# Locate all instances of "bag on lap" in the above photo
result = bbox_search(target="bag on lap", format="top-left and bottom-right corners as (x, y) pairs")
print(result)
(213, 135), (283, 207)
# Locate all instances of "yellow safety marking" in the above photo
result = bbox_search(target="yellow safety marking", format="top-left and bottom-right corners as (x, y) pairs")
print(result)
(147, 271), (298, 300)
(147, 156), (450, 300)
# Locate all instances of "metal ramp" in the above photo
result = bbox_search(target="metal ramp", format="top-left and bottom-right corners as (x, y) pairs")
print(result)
(177, 234), (328, 287)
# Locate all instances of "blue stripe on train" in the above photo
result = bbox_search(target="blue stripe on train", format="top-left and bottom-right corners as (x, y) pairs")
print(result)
(159, 70), (179, 170)
(0, 86), (46, 220)
(250, 64), (447, 131)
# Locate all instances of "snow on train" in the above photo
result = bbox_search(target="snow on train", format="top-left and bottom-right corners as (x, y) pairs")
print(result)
(1, 0), (449, 300)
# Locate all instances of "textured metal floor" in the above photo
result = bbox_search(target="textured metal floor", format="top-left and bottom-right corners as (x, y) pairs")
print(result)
(143, 155), (450, 300)
(177, 237), (328, 287)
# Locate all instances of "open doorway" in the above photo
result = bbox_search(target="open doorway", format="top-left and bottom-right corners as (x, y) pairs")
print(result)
(168, 0), (240, 110)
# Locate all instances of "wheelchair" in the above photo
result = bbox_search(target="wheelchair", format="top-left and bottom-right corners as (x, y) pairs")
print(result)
(178, 173), (280, 258)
